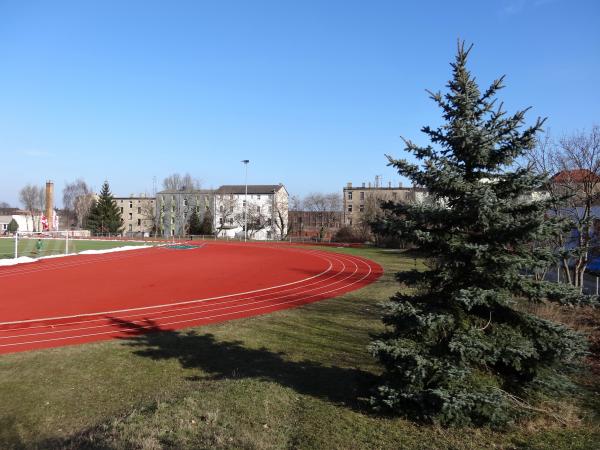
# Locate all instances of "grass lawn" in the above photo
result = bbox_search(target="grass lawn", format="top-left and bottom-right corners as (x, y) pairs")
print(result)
(0, 247), (598, 449)
(0, 237), (151, 259)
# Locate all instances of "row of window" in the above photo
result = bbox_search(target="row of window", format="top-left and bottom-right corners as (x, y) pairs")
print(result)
(346, 205), (365, 213)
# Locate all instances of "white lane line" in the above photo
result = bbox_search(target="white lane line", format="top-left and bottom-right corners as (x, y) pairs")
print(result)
(0, 255), (375, 348)
(0, 248), (333, 326)
(0, 251), (348, 333)
(0, 253), (355, 340)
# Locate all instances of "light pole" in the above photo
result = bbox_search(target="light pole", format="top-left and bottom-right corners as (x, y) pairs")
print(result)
(242, 159), (250, 242)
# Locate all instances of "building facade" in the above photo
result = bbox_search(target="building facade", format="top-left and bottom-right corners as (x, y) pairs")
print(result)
(114, 196), (156, 237)
(342, 181), (428, 227)
(288, 210), (342, 239)
(155, 190), (214, 237)
(214, 184), (288, 240)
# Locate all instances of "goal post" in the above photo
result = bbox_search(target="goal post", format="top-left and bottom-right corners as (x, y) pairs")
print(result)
(14, 230), (71, 259)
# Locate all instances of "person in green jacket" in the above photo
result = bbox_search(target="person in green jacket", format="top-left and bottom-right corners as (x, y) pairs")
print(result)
(35, 238), (43, 256)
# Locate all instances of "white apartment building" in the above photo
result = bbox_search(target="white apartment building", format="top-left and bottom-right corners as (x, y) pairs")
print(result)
(214, 184), (288, 240)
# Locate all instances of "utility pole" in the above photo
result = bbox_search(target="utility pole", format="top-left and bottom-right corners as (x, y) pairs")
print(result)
(242, 160), (250, 242)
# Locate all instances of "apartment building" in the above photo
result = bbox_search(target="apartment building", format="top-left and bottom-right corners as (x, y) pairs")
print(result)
(342, 181), (427, 226)
(155, 189), (214, 237)
(114, 195), (156, 236)
(214, 184), (288, 240)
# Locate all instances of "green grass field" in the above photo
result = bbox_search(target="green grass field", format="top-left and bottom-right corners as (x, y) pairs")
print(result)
(0, 247), (598, 449)
(0, 237), (150, 259)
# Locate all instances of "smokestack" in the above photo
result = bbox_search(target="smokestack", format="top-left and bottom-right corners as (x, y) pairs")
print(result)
(45, 180), (54, 231)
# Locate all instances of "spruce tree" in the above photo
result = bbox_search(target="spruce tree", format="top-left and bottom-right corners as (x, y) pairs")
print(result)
(200, 211), (214, 235)
(188, 209), (203, 235)
(369, 43), (588, 427)
(86, 181), (123, 234)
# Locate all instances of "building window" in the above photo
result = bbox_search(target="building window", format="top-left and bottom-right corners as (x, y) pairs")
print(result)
(347, 205), (353, 212)
(129, 224), (132, 231)
(129, 201), (133, 208)
(137, 207), (141, 214)
(256, 206), (260, 213)
(348, 191), (352, 200)
(360, 192), (365, 201)
(137, 219), (141, 226)
(129, 213), (133, 220)
(359, 205), (364, 212)
(184, 199), (188, 206)
(257, 195), (261, 200)
(229, 218), (234, 225)
(120, 207), (123, 213)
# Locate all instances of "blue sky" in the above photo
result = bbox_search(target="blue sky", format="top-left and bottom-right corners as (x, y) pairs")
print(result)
(1, 0), (599, 206)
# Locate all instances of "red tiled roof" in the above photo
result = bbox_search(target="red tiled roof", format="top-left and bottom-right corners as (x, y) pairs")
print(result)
(550, 169), (600, 183)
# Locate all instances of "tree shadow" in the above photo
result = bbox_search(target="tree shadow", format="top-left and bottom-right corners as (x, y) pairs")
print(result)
(108, 317), (378, 412)
(0, 416), (26, 450)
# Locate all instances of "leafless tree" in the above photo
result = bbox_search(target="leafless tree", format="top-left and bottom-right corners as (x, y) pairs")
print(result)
(357, 192), (381, 240)
(19, 184), (44, 231)
(63, 179), (92, 226)
(74, 193), (96, 229)
(0, 201), (11, 208)
(273, 196), (289, 240)
(289, 195), (303, 211)
(234, 200), (270, 239)
(162, 173), (200, 191)
(527, 126), (600, 290)
(215, 195), (238, 236)
(304, 192), (342, 227)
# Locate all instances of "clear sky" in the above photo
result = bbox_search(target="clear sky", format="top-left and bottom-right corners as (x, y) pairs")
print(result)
(1, 0), (599, 207)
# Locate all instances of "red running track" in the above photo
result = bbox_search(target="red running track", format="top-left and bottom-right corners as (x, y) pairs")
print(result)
(0, 242), (382, 355)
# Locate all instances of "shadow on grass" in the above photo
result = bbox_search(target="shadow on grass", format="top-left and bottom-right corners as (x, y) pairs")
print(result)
(108, 317), (379, 412)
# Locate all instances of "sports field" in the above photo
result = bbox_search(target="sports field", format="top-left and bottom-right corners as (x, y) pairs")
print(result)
(0, 242), (381, 354)
(0, 237), (150, 259)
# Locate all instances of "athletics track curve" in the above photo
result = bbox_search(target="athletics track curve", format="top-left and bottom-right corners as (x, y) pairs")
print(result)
(0, 242), (382, 354)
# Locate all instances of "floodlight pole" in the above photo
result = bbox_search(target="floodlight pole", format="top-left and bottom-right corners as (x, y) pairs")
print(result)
(242, 159), (250, 242)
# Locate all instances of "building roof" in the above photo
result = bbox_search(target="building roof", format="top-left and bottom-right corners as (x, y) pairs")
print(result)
(216, 184), (285, 195)
(551, 169), (600, 183)
(114, 196), (155, 200)
(0, 208), (28, 216)
(156, 189), (214, 195)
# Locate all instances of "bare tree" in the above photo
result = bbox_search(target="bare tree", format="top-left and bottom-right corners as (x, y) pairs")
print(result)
(304, 192), (342, 226)
(63, 179), (92, 227)
(19, 184), (44, 231)
(234, 200), (269, 239)
(357, 192), (381, 240)
(273, 196), (289, 240)
(0, 201), (11, 209)
(162, 173), (200, 191)
(215, 195), (239, 236)
(527, 126), (600, 290)
(73, 193), (95, 229)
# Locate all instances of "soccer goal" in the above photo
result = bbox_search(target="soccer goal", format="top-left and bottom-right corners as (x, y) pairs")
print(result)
(13, 230), (71, 259)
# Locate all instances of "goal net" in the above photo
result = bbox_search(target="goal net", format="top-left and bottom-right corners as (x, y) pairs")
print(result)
(13, 230), (72, 259)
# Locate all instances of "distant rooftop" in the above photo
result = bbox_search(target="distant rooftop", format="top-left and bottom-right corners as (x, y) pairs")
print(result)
(216, 184), (285, 195)
(550, 169), (600, 183)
